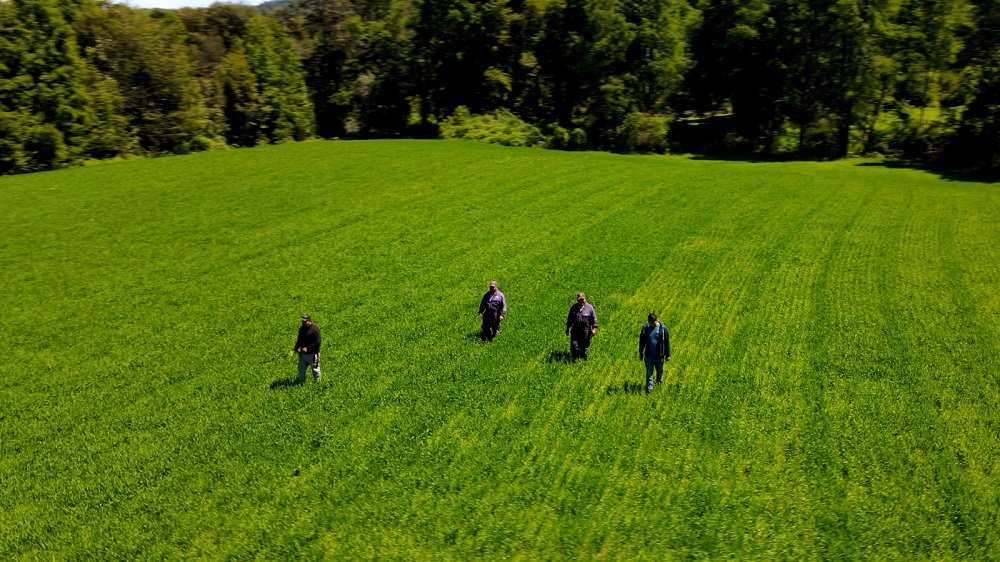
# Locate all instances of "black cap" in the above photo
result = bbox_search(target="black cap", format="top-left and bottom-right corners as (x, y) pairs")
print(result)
(301, 314), (312, 321)
(648, 313), (657, 322)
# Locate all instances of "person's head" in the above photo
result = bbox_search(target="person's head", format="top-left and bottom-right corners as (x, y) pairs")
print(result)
(577, 292), (586, 304)
(648, 312), (658, 326)
(301, 314), (313, 326)
(489, 281), (498, 292)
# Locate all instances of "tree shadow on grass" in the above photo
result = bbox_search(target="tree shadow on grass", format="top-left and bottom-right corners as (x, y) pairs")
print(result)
(686, 154), (998, 184)
(855, 161), (998, 183)
(270, 378), (301, 390)
(544, 350), (574, 364)
(687, 153), (834, 164)
(605, 381), (647, 395)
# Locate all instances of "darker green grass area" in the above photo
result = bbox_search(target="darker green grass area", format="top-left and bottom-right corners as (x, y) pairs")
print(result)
(1, 140), (998, 559)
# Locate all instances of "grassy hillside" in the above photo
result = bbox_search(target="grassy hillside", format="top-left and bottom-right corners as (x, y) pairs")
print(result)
(1, 140), (998, 559)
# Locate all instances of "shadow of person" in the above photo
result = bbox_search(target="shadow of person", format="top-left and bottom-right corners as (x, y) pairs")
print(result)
(605, 381), (646, 395)
(465, 330), (486, 342)
(544, 350), (574, 364)
(270, 378), (301, 390)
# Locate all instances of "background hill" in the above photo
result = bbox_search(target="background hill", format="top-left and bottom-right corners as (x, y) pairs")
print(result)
(256, 0), (291, 11)
(1, 141), (998, 558)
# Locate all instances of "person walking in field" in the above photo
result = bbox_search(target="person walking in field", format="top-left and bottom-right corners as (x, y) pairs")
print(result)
(638, 313), (670, 394)
(294, 314), (322, 383)
(566, 292), (598, 360)
(478, 281), (507, 341)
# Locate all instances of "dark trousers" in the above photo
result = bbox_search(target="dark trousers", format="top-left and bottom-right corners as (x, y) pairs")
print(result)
(481, 309), (502, 340)
(570, 330), (592, 359)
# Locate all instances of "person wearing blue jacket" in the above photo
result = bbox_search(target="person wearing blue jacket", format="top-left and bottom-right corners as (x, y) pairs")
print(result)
(638, 313), (670, 394)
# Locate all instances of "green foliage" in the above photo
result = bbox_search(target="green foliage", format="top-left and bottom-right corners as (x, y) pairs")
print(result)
(942, 0), (1000, 172)
(440, 106), (544, 147)
(0, 110), (32, 174)
(617, 111), (670, 153)
(76, 4), (210, 155)
(242, 14), (314, 142)
(0, 0), (101, 172)
(1, 141), (999, 556)
(533, 0), (697, 150)
(185, 135), (214, 152)
(947, 60), (1000, 170)
(4, 0), (1000, 173)
(23, 123), (69, 170)
(292, 0), (414, 138)
(81, 69), (138, 160)
(684, 0), (979, 159)
(175, 4), (259, 142)
(215, 39), (267, 147)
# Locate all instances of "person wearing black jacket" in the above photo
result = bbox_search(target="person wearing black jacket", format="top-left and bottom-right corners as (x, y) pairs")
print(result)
(638, 313), (670, 394)
(294, 314), (322, 383)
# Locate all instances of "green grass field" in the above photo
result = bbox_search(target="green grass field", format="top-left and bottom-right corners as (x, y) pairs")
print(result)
(1, 140), (998, 559)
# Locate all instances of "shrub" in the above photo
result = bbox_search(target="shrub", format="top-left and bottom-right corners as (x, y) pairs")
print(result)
(569, 128), (588, 150)
(544, 125), (570, 150)
(440, 107), (544, 148)
(25, 124), (69, 172)
(186, 136), (214, 153)
(617, 112), (670, 153)
(543, 125), (589, 151)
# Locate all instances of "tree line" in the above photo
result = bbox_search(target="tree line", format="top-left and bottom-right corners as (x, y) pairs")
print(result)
(1, 0), (998, 175)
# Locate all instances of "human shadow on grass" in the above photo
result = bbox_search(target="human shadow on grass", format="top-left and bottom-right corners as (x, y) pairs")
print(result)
(605, 381), (647, 395)
(466, 330), (508, 343)
(544, 350), (574, 364)
(270, 378), (301, 390)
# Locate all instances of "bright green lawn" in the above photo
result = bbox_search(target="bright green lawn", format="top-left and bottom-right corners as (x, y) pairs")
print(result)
(1, 140), (998, 559)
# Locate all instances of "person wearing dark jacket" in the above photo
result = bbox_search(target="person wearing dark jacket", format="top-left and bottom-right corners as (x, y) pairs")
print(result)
(478, 281), (507, 341)
(294, 314), (322, 383)
(638, 313), (670, 394)
(566, 292), (598, 360)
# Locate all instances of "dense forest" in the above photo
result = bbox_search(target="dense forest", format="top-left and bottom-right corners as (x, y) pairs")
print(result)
(1, 0), (998, 175)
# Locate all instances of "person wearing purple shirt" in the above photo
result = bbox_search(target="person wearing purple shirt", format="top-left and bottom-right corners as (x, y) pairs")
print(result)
(478, 281), (507, 341)
(565, 292), (598, 360)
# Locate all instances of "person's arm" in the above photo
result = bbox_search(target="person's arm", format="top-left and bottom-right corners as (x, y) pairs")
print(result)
(566, 306), (574, 335)
(500, 294), (507, 318)
(590, 305), (598, 334)
(638, 326), (647, 359)
(478, 292), (488, 315)
(664, 326), (670, 360)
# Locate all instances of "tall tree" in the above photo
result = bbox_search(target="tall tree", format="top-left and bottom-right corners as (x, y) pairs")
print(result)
(215, 38), (268, 146)
(242, 14), (315, 141)
(412, 0), (517, 121)
(945, 0), (1000, 170)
